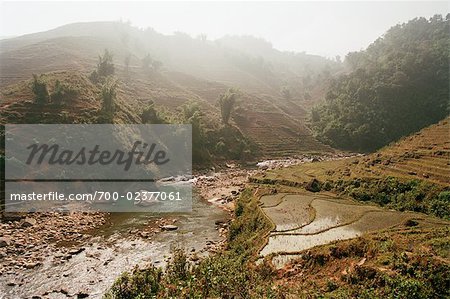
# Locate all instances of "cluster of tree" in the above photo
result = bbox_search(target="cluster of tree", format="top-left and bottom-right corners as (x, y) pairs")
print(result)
(89, 49), (115, 83)
(87, 49), (120, 123)
(138, 90), (252, 164)
(31, 75), (78, 106)
(141, 53), (163, 73)
(312, 15), (449, 152)
(218, 88), (240, 125)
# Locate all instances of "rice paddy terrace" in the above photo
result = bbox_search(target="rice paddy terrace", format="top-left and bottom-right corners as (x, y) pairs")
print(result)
(253, 117), (450, 186)
(258, 192), (448, 268)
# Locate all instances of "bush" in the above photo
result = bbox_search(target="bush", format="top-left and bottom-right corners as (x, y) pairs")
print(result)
(90, 49), (115, 83)
(101, 79), (117, 114)
(104, 266), (162, 299)
(31, 74), (49, 105)
(430, 191), (450, 220)
(140, 101), (167, 124)
(97, 49), (115, 78)
(50, 80), (78, 105)
(218, 88), (239, 125)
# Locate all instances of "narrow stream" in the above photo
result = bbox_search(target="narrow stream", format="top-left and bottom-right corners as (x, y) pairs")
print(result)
(0, 192), (228, 299)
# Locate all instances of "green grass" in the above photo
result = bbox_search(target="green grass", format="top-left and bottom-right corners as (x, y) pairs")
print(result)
(104, 189), (282, 299)
(283, 227), (450, 298)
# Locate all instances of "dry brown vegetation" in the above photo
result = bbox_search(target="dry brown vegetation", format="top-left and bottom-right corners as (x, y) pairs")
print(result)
(254, 118), (450, 186)
(0, 21), (340, 158)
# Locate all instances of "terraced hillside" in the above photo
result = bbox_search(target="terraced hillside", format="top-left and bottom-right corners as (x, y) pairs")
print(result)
(258, 192), (448, 268)
(375, 118), (450, 185)
(0, 22), (339, 158)
(255, 117), (450, 185)
(236, 110), (333, 157)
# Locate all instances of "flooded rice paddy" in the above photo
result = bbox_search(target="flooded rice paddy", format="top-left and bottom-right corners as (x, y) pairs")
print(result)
(259, 192), (443, 267)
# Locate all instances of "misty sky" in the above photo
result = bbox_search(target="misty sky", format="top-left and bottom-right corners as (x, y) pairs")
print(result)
(0, 1), (448, 57)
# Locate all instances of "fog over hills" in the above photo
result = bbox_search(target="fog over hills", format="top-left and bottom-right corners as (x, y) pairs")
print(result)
(0, 21), (340, 158)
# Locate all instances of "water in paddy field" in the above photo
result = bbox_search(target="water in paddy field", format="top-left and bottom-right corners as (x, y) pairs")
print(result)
(0, 192), (228, 299)
(259, 193), (447, 268)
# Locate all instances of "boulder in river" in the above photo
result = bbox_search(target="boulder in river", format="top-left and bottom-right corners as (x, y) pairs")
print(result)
(21, 217), (37, 228)
(0, 237), (11, 247)
(161, 224), (178, 231)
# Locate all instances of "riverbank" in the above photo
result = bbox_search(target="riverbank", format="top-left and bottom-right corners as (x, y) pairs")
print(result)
(0, 172), (236, 298)
(0, 154), (362, 298)
(103, 154), (449, 298)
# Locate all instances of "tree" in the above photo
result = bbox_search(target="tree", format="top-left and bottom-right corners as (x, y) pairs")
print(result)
(31, 74), (49, 105)
(312, 15), (449, 152)
(101, 78), (117, 116)
(97, 49), (115, 78)
(218, 88), (240, 125)
(180, 101), (210, 164)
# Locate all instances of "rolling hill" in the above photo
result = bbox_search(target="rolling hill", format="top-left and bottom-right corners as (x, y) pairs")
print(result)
(254, 117), (450, 186)
(0, 21), (339, 158)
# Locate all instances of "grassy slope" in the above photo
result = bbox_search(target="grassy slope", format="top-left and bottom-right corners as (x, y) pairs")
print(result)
(253, 118), (450, 186)
(0, 71), (140, 124)
(278, 226), (450, 298)
(246, 120), (450, 297)
(0, 22), (336, 157)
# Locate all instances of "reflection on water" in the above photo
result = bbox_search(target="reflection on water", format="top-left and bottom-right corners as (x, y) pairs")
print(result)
(263, 194), (315, 231)
(0, 192), (228, 298)
(261, 225), (361, 255)
(260, 193), (426, 266)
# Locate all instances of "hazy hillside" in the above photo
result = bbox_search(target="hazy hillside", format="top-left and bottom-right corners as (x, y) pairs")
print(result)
(0, 21), (341, 96)
(312, 15), (449, 152)
(0, 21), (338, 159)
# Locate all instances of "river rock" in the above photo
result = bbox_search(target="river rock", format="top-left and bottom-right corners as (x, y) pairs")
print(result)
(76, 292), (89, 298)
(69, 247), (85, 255)
(21, 217), (37, 228)
(24, 261), (41, 269)
(0, 237), (11, 247)
(159, 176), (175, 182)
(161, 224), (178, 231)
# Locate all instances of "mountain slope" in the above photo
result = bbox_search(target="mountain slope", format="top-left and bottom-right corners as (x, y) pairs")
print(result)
(0, 22), (338, 158)
(255, 117), (450, 186)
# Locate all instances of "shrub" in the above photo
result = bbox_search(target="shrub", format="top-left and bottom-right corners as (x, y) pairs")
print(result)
(140, 101), (167, 124)
(50, 80), (78, 105)
(90, 49), (115, 83)
(104, 265), (162, 299)
(218, 88), (239, 125)
(97, 49), (115, 78)
(430, 191), (450, 219)
(31, 74), (49, 105)
(101, 79), (117, 114)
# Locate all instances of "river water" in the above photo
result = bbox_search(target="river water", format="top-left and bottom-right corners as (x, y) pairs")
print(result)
(0, 192), (228, 299)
